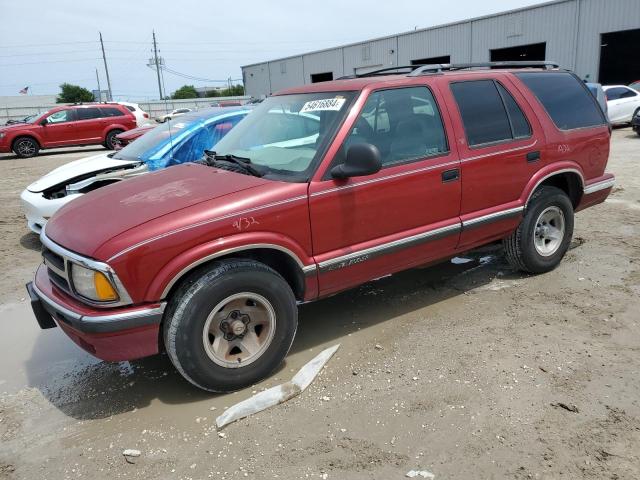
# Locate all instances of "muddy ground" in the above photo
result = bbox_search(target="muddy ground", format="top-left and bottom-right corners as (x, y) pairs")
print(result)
(0, 130), (639, 480)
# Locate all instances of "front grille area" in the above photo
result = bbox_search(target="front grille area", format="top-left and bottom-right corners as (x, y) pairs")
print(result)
(47, 266), (70, 293)
(42, 245), (72, 295)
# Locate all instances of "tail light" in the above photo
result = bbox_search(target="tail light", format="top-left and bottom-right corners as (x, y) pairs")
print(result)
(143, 113), (149, 118)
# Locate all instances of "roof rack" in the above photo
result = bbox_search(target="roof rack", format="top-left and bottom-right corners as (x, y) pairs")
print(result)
(408, 61), (560, 76)
(337, 61), (560, 80)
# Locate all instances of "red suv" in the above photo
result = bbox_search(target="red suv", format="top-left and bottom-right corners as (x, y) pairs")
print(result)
(0, 104), (136, 158)
(27, 62), (615, 392)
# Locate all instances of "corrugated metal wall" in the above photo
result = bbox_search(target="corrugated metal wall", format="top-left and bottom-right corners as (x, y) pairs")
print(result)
(242, 0), (640, 96)
(470, 0), (577, 67)
(397, 22), (472, 64)
(575, 0), (640, 80)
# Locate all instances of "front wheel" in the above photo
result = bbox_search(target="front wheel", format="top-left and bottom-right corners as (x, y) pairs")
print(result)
(163, 259), (298, 392)
(12, 137), (39, 158)
(503, 186), (574, 273)
(105, 129), (123, 150)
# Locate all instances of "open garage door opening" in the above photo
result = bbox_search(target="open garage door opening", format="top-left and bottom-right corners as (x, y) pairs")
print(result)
(490, 42), (546, 62)
(599, 29), (640, 85)
(411, 55), (450, 66)
(310, 72), (333, 83)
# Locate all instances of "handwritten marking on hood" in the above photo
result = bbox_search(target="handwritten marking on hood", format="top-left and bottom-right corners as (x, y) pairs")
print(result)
(120, 180), (192, 205)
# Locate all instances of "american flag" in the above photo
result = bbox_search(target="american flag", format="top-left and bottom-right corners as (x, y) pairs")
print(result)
(19, 86), (29, 95)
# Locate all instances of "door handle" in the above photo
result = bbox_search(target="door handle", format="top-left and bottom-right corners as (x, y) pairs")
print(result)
(441, 168), (460, 183)
(526, 151), (541, 162)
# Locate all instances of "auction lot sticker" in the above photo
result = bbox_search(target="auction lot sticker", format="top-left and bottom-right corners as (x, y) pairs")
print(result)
(300, 97), (345, 113)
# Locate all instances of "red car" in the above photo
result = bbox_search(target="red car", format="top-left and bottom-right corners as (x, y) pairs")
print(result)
(113, 124), (156, 150)
(0, 104), (136, 158)
(28, 62), (614, 392)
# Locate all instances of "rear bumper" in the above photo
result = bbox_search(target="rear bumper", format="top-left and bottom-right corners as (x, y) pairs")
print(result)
(576, 174), (616, 212)
(28, 265), (164, 361)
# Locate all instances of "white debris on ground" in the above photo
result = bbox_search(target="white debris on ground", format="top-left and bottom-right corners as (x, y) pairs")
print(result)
(450, 257), (473, 264)
(406, 470), (435, 478)
(215, 344), (340, 429)
(122, 449), (141, 457)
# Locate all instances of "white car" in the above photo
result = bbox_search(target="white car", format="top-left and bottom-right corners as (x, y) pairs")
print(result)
(603, 85), (640, 125)
(156, 108), (192, 123)
(20, 107), (251, 233)
(112, 101), (151, 127)
(20, 153), (145, 232)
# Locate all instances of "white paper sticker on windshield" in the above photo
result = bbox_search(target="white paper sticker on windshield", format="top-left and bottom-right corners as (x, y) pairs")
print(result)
(300, 97), (345, 113)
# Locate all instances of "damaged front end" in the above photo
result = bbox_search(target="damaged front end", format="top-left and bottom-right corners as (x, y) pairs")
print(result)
(47, 163), (149, 199)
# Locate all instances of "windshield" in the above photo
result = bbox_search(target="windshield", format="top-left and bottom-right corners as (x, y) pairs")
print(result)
(112, 110), (248, 169)
(212, 91), (357, 181)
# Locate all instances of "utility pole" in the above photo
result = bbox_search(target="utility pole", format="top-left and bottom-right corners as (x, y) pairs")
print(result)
(95, 68), (102, 102)
(152, 30), (163, 100)
(99, 32), (113, 101)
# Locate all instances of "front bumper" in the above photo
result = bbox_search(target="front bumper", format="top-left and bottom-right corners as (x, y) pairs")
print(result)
(28, 265), (165, 361)
(20, 189), (81, 234)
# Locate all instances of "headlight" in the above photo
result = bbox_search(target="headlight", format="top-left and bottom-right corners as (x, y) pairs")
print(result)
(71, 264), (119, 302)
(0, 132), (6, 139)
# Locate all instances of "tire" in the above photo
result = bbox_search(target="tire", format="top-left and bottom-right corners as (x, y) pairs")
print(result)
(104, 129), (123, 150)
(12, 136), (39, 158)
(163, 259), (298, 392)
(503, 186), (574, 274)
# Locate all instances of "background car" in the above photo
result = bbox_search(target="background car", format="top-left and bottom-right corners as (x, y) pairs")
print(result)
(586, 82), (608, 119)
(156, 108), (192, 123)
(630, 80), (640, 92)
(0, 104), (136, 158)
(603, 85), (640, 125)
(20, 107), (251, 232)
(112, 101), (151, 127)
(114, 124), (156, 150)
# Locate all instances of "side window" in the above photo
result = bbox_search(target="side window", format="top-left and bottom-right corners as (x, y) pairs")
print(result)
(620, 87), (638, 99)
(45, 110), (71, 124)
(99, 107), (125, 117)
(495, 82), (532, 139)
(450, 80), (513, 146)
(605, 88), (626, 101)
(344, 86), (448, 167)
(515, 72), (605, 130)
(76, 107), (102, 120)
(124, 105), (136, 112)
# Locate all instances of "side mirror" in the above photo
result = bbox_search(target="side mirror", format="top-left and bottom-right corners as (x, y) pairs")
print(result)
(40, 119), (48, 126)
(330, 143), (382, 179)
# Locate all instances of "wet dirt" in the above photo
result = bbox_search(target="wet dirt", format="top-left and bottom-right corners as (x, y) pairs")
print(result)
(0, 131), (639, 479)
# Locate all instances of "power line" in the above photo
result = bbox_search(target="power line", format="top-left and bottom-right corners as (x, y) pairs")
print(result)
(0, 41), (98, 49)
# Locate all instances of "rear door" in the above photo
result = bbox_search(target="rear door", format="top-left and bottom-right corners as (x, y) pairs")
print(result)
(73, 107), (105, 143)
(309, 85), (461, 297)
(440, 75), (544, 249)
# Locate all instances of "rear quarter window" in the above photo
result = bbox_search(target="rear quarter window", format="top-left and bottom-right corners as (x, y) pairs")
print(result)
(515, 72), (605, 130)
(100, 107), (125, 117)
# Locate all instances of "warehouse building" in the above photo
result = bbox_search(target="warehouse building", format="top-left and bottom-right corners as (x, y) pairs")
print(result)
(241, 0), (640, 97)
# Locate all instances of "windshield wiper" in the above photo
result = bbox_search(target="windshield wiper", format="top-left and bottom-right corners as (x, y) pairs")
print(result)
(200, 150), (265, 178)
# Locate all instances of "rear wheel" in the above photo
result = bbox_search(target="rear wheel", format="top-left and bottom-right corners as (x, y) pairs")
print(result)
(163, 259), (298, 392)
(503, 186), (574, 273)
(12, 137), (39, 158)
(105, 129), (123, 150)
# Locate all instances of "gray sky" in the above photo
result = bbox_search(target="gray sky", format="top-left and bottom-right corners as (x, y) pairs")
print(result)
(0, 0), (548, 100)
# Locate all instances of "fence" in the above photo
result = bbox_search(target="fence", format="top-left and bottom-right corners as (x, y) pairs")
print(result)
(0, 96), (251, 124)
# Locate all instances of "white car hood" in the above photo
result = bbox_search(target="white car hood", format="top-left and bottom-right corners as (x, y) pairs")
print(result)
(27, 153), (140, 192)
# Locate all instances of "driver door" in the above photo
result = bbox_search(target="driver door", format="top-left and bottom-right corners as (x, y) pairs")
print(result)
(40, 109), (77, 147)
(309, 85), (462, 297)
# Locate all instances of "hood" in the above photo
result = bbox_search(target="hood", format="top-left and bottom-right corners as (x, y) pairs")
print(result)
(0, 122), (37, 132)
(45, 163), (270, 257)
(118, 124), (155, 140)
(27, 153), (139, 192)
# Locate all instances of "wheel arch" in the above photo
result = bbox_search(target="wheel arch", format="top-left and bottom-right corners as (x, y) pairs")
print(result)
(524, 167), (584, 210)
(11, 134), (42, 150)
(159, 244), (313, 303)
